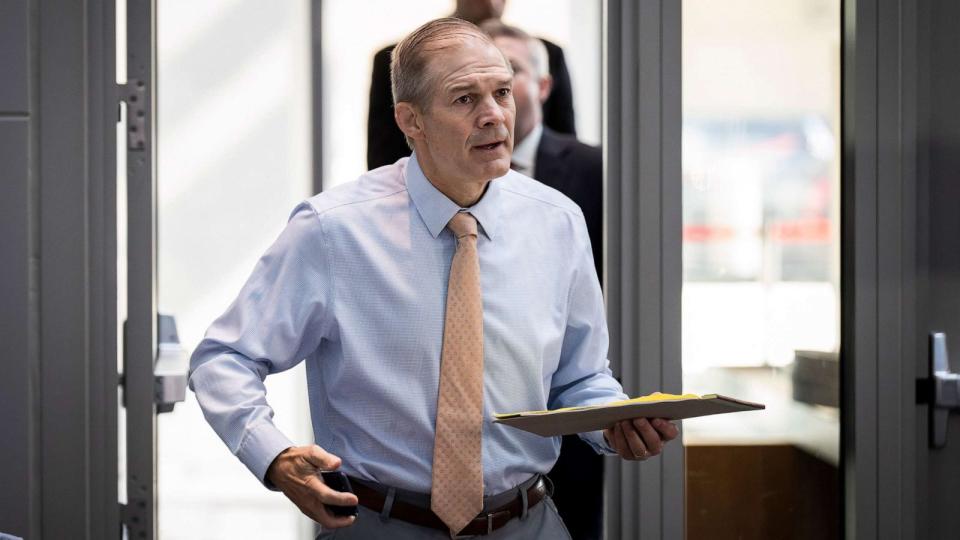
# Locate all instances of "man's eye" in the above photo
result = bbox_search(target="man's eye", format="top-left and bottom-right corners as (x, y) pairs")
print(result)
(496, 88), (512, 98)
(455, 95), (473, 104)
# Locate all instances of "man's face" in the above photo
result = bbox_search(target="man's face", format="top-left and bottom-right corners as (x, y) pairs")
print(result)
(416, 38), (515, 186)
(493, 35), (544, 145)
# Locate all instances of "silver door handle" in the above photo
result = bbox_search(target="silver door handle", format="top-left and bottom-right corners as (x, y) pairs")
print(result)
(155, 314), (188, 414)
(928, 333), (960, 448)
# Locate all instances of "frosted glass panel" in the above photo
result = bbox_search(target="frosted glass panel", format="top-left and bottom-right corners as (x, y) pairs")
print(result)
(156, 1), (313, 538)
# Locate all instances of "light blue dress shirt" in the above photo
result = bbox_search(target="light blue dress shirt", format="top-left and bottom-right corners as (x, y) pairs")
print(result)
(188, 154), (627, 496)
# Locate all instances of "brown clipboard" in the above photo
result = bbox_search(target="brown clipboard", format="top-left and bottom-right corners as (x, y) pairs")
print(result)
(492, 394), (765, 437)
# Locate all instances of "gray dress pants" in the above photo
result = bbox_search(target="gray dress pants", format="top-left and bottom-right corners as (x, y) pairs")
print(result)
(315, 496), (573, 540)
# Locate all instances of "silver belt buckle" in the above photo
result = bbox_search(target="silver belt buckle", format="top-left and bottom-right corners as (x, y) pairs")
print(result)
(447, 509), (511, 538)
(486, 509), (512, 535)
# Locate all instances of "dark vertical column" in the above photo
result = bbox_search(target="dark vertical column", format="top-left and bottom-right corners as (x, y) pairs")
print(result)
(0, 0), (36, 535)
(38, 0), (93, 534)
(311, 0), (323, 194)
(0, 0), (118, 538)
(87, 0), (121, 537)
(914, 2), (933, 534)
(915, 1), (960, 538)
(897, 2), (918, 538)
(0, 122), (35, 537)
(310, 10), (324, 539)
(0, 0), (29, 108)
(876, 0), (917, 537)
(659, 4), (684, 538)
(842, 1), (878, 536)
(841, 0), (916, 537)
(123, 0), (158, 538)
(604, 1), (682, 538)
(0, 0), (37, 533)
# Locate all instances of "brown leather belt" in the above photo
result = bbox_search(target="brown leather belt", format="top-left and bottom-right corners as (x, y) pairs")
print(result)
(350, 476), (547, 536)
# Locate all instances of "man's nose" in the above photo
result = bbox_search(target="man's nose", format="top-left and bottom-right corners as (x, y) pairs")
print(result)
(476, 95), (506, 128)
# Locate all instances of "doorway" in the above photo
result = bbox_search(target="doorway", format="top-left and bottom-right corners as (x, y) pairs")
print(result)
(681, 1), (842, 537)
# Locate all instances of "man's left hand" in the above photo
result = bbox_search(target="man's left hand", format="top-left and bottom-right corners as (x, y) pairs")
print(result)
(603, 417), (679, 461)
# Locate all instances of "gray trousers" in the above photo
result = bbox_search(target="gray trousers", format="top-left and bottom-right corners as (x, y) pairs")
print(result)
(316, 476), (572, 540)
(316, 496), (571, 540)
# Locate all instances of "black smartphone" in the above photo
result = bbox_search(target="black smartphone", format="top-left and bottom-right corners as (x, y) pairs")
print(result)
(320, 470), (359, 517)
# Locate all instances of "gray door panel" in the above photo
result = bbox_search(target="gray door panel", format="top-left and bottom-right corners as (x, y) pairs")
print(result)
(916, 1), (960, 537)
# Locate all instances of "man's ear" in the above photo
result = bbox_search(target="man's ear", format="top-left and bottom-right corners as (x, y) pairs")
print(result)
(537, 74), (554, 105)
(394, 102), (425, 142)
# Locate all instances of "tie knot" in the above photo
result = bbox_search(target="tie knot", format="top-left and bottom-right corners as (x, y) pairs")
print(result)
(448, 212), (478, 239)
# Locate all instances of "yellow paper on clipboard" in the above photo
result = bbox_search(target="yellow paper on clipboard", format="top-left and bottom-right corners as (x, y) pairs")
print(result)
(492, 392), (764, 437)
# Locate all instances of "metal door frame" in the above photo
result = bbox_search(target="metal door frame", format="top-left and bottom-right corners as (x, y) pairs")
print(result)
(0, 0), (119, 538)
(120, 0), (159, 537)
(107, 0), (923, 537)
(841, 0), (917, 537)
(604, 0), (920, 538)
(604, 1), (683, 538)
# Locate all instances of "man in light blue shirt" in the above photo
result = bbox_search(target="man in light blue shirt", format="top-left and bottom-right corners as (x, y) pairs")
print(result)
(189, 17), (678, 538)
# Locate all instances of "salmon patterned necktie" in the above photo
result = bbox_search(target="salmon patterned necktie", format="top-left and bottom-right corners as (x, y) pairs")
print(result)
(430, 212), (484, 535)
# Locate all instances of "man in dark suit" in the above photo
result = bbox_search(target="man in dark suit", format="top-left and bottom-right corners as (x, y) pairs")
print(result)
(367, 0), (578, 170)
(529, 129), (602, 277)
(483, 20), (604, 540)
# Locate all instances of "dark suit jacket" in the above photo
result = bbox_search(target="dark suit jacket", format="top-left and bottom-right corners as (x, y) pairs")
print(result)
(367, 39), (577, 170)
(534, 126), (604, 540)
(534, 127), (603, 278)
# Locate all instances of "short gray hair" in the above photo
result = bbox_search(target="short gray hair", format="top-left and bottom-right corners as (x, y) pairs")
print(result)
(478, 19), (549, 79)
(390, 17), (495, 110)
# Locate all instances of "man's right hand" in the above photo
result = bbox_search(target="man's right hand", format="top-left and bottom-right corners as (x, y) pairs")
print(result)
(266, 445), (359, 529)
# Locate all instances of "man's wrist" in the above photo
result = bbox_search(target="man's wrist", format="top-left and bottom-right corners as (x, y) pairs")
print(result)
(579, 429), (618, 455)
(236, 422), (296, 490)
(265, 446), (294, 489)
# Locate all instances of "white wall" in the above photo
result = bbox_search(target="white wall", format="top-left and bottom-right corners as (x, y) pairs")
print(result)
(156, 1), (314, 538)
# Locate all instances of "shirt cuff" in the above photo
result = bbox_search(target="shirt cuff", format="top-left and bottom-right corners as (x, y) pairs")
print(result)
(236, 422), (295, 490)
(579, 429), (618, 456)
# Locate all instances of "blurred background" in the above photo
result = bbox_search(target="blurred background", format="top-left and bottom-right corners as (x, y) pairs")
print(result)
(681, 1), (840, 536)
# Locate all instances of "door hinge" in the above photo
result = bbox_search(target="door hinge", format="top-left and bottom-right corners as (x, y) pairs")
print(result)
(120, 497), (150, 537)
(118, 80), (147, 151)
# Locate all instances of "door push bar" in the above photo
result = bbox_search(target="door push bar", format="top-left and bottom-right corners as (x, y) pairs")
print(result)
(155, 314), (188, 413)
(120, 314), (188, 414)
(918, 333), (960, 448)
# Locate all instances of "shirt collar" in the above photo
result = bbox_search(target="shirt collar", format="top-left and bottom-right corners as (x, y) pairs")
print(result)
(510, 123), (543, 176)
(404, 152), (503, 241)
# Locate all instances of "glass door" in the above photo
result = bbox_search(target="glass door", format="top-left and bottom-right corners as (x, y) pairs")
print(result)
(681, 0), (842, 537)
(153, 1), (315, 538)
